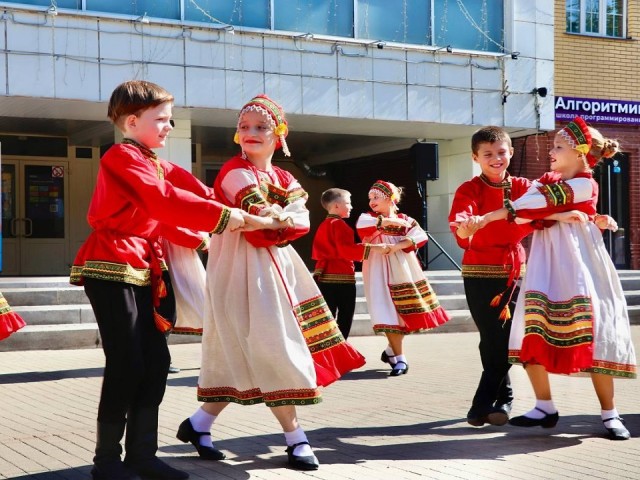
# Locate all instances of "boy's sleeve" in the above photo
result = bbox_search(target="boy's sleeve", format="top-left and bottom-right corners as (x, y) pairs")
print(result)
(334, 221), (367, 261)
(448, 183), (476, 249)
(160, 225), (209, 251)
(101, 146), (230, 234)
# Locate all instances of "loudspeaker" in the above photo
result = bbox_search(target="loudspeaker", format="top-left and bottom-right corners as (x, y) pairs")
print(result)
(411, 143), (439, 181)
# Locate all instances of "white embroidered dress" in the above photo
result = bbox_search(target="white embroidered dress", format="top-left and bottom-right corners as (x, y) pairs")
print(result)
(508, 172), (636, 378)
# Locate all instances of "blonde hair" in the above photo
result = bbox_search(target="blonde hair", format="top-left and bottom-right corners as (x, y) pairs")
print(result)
(588, 126), (621, 165)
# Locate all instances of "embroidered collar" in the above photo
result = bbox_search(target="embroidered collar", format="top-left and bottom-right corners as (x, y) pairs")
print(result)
(480, 173), (511, 188)
(122, 138), (158, 160)
(326, 214), (341, 219)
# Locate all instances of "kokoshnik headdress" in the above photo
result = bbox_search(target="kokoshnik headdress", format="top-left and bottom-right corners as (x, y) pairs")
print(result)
(369, 180), (400, 204)
(558, 116), (597, 167)
(234, 94), (291, 157)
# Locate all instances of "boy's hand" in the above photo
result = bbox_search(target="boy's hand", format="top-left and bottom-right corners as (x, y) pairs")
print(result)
(383, 217), (411, 228)
(226, 208), (246, 232)
(454, 216), (484, 238)
(241, 211), (273, 231)
(370, 243), (390, 254)
(594, 214), (618, 232)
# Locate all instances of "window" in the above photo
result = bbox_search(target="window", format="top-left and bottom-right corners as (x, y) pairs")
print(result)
(565, 0), (626, 38)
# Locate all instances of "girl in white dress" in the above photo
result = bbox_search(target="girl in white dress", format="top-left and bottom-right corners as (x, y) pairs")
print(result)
(176, 95), (365, 470)
(356, 180), (450, 376)
(476, 117), (636, 440)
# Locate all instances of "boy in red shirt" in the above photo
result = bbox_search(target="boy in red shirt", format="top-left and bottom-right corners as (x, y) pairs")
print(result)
(312, 188), (385, 339)
(71, 80), (247, 480)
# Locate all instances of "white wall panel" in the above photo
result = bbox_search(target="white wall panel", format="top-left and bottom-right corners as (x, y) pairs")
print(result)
(54, 58), (100, 101)
(338, 80), (373, 118)
(99, 25), (143, 61)
(440, 89), (471, 125)
(407, 85), (440, 122)
(300, 49), (338, 78)
(185, 66), (226, 108)
(337, 50), (372, 81)
(225, 36), (263, 71)
(440, 63), (471, 89)
(140, 27), (185, 66)
(513, 20), (536, 59)
(372, 50), (406, 83)
(225, 70), (265, 109)
(7, 54), (55, 97)
(373, 83), (406, 120)
(184, 34), (226, 68)
(264, 37), (302, 76)
(301, 77), (339, 116)
(406, 53), (439, 87)
(52, 17), (99, 59)
(146, 64), (186, 104)
(472, 91), (504, 126)
(536, 23), (554, 61)
(265, 74), (303, 113)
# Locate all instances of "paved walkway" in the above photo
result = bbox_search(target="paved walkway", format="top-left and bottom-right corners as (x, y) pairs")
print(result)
(1, 328), (639, 480)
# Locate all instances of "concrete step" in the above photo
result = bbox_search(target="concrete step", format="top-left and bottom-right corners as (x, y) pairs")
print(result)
(2, 287), (90, 307)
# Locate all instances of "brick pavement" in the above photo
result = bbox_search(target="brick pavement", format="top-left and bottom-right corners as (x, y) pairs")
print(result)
(1, 328), (639, 480)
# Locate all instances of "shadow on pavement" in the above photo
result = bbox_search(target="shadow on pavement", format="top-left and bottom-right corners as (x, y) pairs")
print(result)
(0, 367), (104, 384)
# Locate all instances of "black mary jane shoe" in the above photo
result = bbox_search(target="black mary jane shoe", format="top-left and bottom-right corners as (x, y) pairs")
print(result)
(380, 350), (392, 364)
(603, 416), (630, 440)
(285, 441), (319, 471)
(389, 361), (409, 377)
(176, 418), (226, 460)
(509, 407), (559, 428)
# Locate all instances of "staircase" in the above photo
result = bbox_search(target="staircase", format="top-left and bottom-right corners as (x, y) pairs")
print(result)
(2, 271), (640, 351)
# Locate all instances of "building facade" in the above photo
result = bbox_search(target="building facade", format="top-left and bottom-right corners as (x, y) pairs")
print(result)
(514, 0), (638, 269)
(0, 0), (554, 275)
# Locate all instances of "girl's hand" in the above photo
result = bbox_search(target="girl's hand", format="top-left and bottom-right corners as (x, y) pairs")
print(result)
(241, 211), (273, 231)
(594, 214), (618, 232)
(226, 208), (246, 232)
(383, 217), (410, 228)
(551, 210), (589, 224)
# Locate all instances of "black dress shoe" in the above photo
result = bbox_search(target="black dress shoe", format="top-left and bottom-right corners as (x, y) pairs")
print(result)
(91, 461), (142, 480)
(285, 441), (319, 471)
(389, 361), (408, 376)
(603, 416), (630, 440)
(467, 412), (489, 427)
(487, 402), (512, 426)
(176, 418), (226, 460)
(168, 364), (181, 374)
(509, 407), (559, 428)
(124, 457), (188, 480)
(380, 350), (392, 364)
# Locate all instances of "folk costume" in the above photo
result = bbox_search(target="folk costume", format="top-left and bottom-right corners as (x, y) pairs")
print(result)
(70, 140), (231, 473)
(312, 214), (372, 338)
(356, 182), (449, 335)
(0, 292), (26, 341)
(507, 121), (636, 379)
(448, 173), (533, 419)
(198, 155), (365, 406)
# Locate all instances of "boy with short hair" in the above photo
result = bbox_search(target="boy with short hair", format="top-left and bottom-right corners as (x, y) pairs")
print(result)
(71, 80), (246, 480)
(312, 188), (382, 339)
(448, 126), (534, 427)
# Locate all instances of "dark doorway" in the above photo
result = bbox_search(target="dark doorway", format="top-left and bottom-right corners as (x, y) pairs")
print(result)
(593, 153), (630, 269)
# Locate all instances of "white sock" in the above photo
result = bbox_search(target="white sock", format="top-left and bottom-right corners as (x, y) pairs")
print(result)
(393, 354), (407, 368)
(189, 408), (216, 448)
(284, 427), (314, 457)
(522, 399), (556, 419)
(602, 408), (624, 429)
(385, 346), (397, 364)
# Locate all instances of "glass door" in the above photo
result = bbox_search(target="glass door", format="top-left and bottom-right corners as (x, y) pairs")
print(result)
(1, 159), (69, 275)
(594, 153), (629, 269)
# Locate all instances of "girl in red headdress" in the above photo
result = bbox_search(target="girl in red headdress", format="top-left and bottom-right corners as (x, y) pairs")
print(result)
(356, 180), (450, 376)
(475, 117), (636, 440)
(176, 95), (365, 471)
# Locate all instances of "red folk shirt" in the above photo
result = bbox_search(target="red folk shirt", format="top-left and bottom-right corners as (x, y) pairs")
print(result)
(311, 214), (371, 284)
(448, 174), (533, 280)
(70, 143), (231, 287)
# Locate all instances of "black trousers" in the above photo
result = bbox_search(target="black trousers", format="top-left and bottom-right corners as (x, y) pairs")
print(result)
(464, 276), (518, 413)
(84, 275), (175, 424)
(317, 282), (356, 340)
